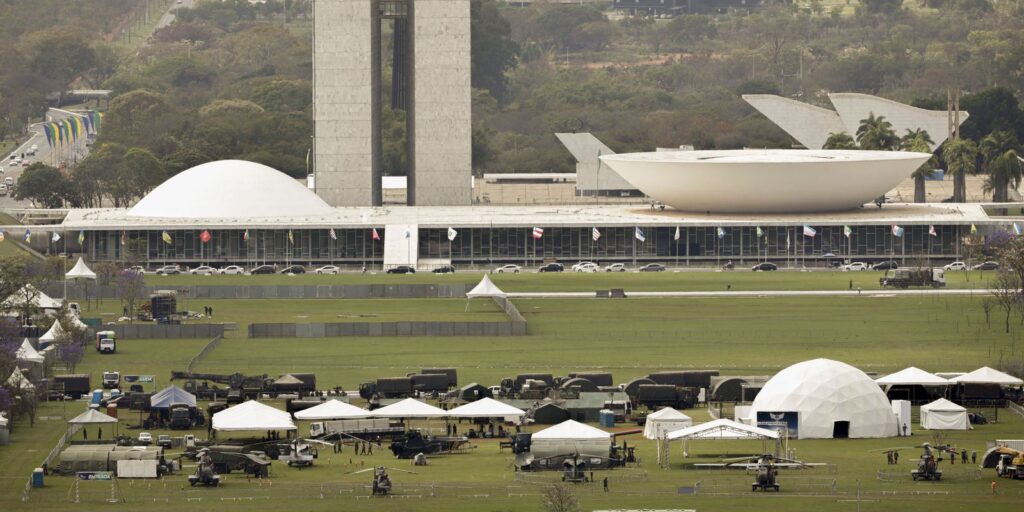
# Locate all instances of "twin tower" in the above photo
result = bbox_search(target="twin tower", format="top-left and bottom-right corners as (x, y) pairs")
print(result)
(313, 0), (472, 207)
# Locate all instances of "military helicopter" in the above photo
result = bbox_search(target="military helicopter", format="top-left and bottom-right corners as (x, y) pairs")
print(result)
(347, 466), (417, 496)
(277, 438), (335, 468)
(718, 453), (809, 492)
(188, 449), (221, 487)
(388, 430), (471, 459)
(912, 443), (950, 481)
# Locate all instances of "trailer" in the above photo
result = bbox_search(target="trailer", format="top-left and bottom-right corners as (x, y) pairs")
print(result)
(53, 374), (91, 399)
(880, 267), (945, 288)
(309, 418), (404, 440)
(635, 384), (698, 409)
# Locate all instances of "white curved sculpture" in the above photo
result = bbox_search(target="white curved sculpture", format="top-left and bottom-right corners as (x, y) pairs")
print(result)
(829, 93), (967, 151)
(742, 95), (845, 150)
(129, 160), (335, 219)
(599, 149), (931, 213)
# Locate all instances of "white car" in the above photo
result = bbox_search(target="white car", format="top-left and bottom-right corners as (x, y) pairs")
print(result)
(220, 265), (245, 275)
(190, 265), (217, 275)
(571, 261), (598, 272)
(123, 265), (146, 274)
(842, 262), (869, 272)
(138, 432), (153, 445)
(4, 177), (13, 186)
(495, 264), (521, 273)
(154, 265), (181, 275)
(604, 263), (627, 272)
(315, 265), (340, 275)
(943, 261), (967, 271)
(575, 263), (599, 273)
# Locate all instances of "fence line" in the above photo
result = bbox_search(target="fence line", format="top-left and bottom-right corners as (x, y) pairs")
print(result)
(23, 424), (81, 502)
(186, 336), (223, 373)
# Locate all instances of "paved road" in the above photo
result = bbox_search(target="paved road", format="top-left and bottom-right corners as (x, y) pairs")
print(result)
(507, 288), (997, 298)
(1, 109), (89, 209)
(154, 0), (195, 33)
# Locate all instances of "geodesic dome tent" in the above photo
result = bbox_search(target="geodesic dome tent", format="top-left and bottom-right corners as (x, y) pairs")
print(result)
(750, 358), (897, 439)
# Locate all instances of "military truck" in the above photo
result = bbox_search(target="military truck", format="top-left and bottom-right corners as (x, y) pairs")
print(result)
(880, 267), (945, 288)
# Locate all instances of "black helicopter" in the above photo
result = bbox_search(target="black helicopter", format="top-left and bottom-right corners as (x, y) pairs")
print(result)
(348, 466), (417, 496)
(912, 443), (955, 481)
(718, 453), (811, 492)
(388, 430), (471, 459)
(188, 449), (221, 487)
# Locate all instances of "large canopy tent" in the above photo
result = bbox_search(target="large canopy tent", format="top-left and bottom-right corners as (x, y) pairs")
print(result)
(68, 408), (119, 438)
(370, 398), (448, 419)
(294, 399), (370, 420)
(663, 418), (780, 467)
(211, 400), (296, 434)
(447, 398), (525, 422)
(6, 369), (34, 390)
(2, 284), (62, 311)
(149, 385), (197, 410)
(875, 367), (950, 403)
(643, 407), (694, 464)
(950, 367), (1023, 385)
(16, 339), (45, 365)
(533, 420), (610, 441)
(920, 398), (970, 430)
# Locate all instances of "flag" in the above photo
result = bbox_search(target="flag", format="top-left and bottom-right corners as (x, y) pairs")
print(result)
(532, 227), (544, 239)
(716, 227), (726, 239)
(891, 224), (904, 238)
(24, 230), (30, 243)
(52, 232), (61, 243)
(803, 225), (816, 238)
(970, 224), (978, 234)
(1014, 223), (1022, 236)
(372, 228), (381, 241)
(78, 230), (85, 245)
(635, 226), (646, 242)
(786, 233), (791, 250)
(200, 230), (212, 243)
(162, 231), (172, 244)
(329, 228), (337, 241)
(930, 225), (938, 237)
(755, 226), (763, 238)
(843, 225), (852, 238)
(447, 227), (457, 241)
(120, 231), (127, 246)
(288, 230), (294, 244)
(243, 229), (250, 242)
(674, 226), (681, 241)
(592, 227), (601, 242)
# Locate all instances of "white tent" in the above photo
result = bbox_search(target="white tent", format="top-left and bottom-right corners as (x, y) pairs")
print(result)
(39, 320), (69, 343)
(68, 408), (118, 425)
(750, 358), (897, 439)
(149, 385), (197, 409)
(643, 408), (693, 440)
(665, 419), (779, 441)
(6, 369), (34, 390)
(370, 398), (448, 419)
(533, 420), (610, 440)
(950, 367), (1023, 386)
(16, 339), (45, 365)
(2, 284), (62, 310)
(294, 399), (370, 420)
(65, 258), (97, 280)
(212, 400), (296, 432)
(466, 275), (506, 299)
(875, 367), (950, 386)
(920, 398), (970, 430)
(67, 315), (89, 331)
(447, 398), (525, 421)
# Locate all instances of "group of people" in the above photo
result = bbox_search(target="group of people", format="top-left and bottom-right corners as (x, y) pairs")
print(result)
(203, 305), (214, 317)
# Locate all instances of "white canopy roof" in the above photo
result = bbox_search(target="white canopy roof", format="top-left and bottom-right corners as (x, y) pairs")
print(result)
(150, 385), (197, 409)
(950, 367), (1023, 385)
(447, 398), (525, 418)
(3, 284), (61, 310)
(666, 418), (779, 441)
(6, 369), (34, 390)
(875, 367), (950, 386)
(370, 398), (448, 418)
(65, 258), (96, 280)
(16, 339), (45, 364)
(212, 400), (296, 432)
(921, 398), (965, 412)
(39, 320), (69, 342)
(68, 315), (89, 331)
(466, 274), (506, 299)
(643, 407), (694, 440)
(294, 399), (370, 420)
(68, 408), (118, 425)
(920, 398), (969, 430)
(533, 420), (610, 440)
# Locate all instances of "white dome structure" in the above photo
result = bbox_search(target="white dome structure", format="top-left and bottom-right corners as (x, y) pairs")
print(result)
(750, 359), (897, 439)
(129, 160), (334, 219)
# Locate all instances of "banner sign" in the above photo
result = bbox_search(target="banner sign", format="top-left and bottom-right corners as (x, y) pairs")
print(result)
(756, 411), (799, 437)
(77, 471), (113, 481)
(122, 375), (154, 384)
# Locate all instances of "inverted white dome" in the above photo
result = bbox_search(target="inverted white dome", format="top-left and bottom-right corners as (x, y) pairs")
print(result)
(750, 358), (897, 439)
(129, 160), (334, 219)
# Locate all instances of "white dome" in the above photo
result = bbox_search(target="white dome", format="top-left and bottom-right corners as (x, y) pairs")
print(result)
(129, 160), (334, 219)
(750, 358), (897, 439)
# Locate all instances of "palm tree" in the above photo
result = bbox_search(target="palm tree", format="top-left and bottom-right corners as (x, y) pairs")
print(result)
(855, 113), (899, 151)
(942, 138), (979, 203)
(983, 150), (1022, 202)
(980, 131), (1021, 201)
(822, 132), (856, 149)
(980, 131), (1020, 165)
(901, 129), (936, 203)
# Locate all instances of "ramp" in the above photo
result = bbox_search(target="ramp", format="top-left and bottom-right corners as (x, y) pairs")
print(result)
(383, 224), (418, 269)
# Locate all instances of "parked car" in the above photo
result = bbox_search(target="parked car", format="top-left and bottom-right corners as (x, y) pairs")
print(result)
(157, 435), (172, 449)
(250, 265), (275, 275)
(571, 261), (597, 272)
(154, 265), (181, 275)
(387, 265), (416, 274)
(138, 432), (153, 445)
(495, 264), (521, 273)
(280, 265), (306, 275)
(843, 262), (869, 272)
(605, 263), (627, 272)
(638, 263), (666, 272)
(0, 184), (7, 196)
(190, 265), (217, 275)
(871, 260), (899, 271)
(943, 261), (967, 271)
(575, 263), (599, 273)
(432, 265), (456, 274)
(123, 265), (146, 274)
(220, 265), (245, 275)
(538, 263), (564, 273)
(751, 262), (778, 271)
(972, 261), (1000, 271)
(314, 265), (340, 275)
(3, 177), (12, 186)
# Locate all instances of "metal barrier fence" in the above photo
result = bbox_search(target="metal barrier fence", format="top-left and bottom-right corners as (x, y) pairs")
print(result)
(110, 324), (225, 340)
(23, 424), (81, 502)
(248, 320), (526, 338)
(51, 283), (469, 301)
(186, 336), (223, 373)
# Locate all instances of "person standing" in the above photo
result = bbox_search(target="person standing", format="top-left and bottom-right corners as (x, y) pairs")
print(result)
(961, 449), (967, 464)
(972, 450), (977, 465)
(603, 477), (608, 492)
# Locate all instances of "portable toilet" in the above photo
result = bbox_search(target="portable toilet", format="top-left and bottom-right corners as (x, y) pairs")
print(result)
(106, 403), (118, 419)
(32, 468), (44, 487)
(599, 409), (615, 428)
(91, 389), (103, 405)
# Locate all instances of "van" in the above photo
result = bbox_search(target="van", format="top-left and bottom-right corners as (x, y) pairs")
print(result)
(4, 177), (13, 186)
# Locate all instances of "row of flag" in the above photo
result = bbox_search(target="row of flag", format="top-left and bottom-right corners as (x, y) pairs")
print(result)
(41, 111), (102, 148)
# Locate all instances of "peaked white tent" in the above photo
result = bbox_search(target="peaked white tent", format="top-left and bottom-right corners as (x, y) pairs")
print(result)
(665, 419), (779, 441)
(68, 408), (118, 425)
(447, 398), (525, 421)
(6, 369), (34, 390)
(533, 419), (610, 440)
(466, 275), (506, 299)
(920, 398), (969, 430)
(65, 258), (97, 280)
(2, 284), (61, 310)
(370, 398), (448, 419)
(39, 320), (69, 343)
(950, 367), (1023, 386)
(295, 399), (370, 420)
(16, 339), (45, 365)
(875, 367), (949, 386)
(643, 408), (693, 440)
(212, 400), (296, 432)
(149, 385), (197, 409)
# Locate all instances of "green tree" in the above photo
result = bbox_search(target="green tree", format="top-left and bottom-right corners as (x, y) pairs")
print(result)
(252, 79), (311, 112)
(980, 130), (1020, 166)
(860, 0), (904, 14)
(855, 113), (899, 150)
(823, 132), (856, 149)
(12, 162), (72, 208)
(471, 0), (518, 105)
(942, 138), (979, 203)
(28, 30), (97, 106)
(122, 147), (165, 198)
(983, 150), (1022, 202)
(900, 129), (936, 203)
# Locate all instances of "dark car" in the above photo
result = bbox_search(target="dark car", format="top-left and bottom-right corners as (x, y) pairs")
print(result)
(752, 262), (778, 271)
(387, 265), (416, 274)
(432, 265), (455, 274)
(250, 265), (275, 275)
(538, 263), (564, 273)
(280, 265), (306, 275)
(639, 263), (666, 272)
(871, 260), (899, 271)
(972, 261), (1000, 271)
